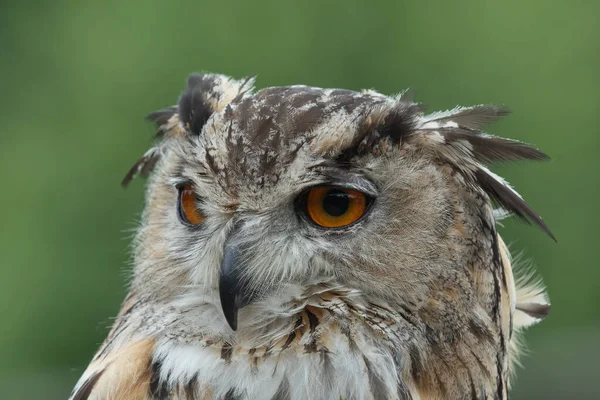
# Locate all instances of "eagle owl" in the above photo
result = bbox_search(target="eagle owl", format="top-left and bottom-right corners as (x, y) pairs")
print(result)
(71, 73), (552, 400)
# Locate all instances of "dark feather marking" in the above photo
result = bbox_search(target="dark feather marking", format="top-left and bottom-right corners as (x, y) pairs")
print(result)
(281, 332), (297, 352)
(146, 106), (178, 128)
(424, 324), (439, 348)
(263, 343), (274, 359)
(71, 369), (105, 400)
(140, 154), (160, 176)
(221, 342), (233, 364)
(475, 168), (556, 241)
(469, 319), (495, 346)
(305, 308), (319, 332)
(319, 349), (335, 394)
(491, 267), (501, 323)
(396, 379), (413, 400)
(495, 353), (505, 400)
(379, 103), (422, 144)
(516, 302), (551, 319)
(184, 374), (198, 400)
(439, 128), (550, 163)
(329, 89), (371, 114)
(339, 323), (358, 352)
(488, 225), (508, 293)
(363, 356), (388, 399)
(179, 74), (218, 135)
(477, 210), (498, 266)
(408, 342), (424, 381)
(282, 316), (303, 351)
(395, 306), (421, 331)
(271, 376), (290, 400)
(479, 385), (488, 400)
(248, 348), (258, 374)
(293, 105), (327, 135)
(122, 152), (159, 187)
(205, 147), (219, 176)
(289, 90), (321, 108)
(509, 310), (514, 340)
(230, 74), (256, 104)
(222, 388), (240, 400)
(251, 356), (259, 374)
(149, 360), (170, 400)
(121, 162), (140, 187)
(498, 328), (507, 370)
(337, 102), (422, 162)
(428, 105), (510, 130)
(242, 86), (327, 144)
(303, 332), (318, 353)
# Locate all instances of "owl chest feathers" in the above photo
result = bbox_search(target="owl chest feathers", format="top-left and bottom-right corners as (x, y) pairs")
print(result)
(73, 279), (512, 400)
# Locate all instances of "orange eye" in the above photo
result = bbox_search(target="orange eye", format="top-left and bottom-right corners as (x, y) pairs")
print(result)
(178, 185), (206, 225)
(305, 187), (369, 228)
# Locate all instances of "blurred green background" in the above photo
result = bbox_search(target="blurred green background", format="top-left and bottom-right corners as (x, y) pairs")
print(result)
(1, 1), (598, 398)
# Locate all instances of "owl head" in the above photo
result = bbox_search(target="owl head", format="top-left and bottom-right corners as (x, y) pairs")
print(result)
(123, 73), (552, 335)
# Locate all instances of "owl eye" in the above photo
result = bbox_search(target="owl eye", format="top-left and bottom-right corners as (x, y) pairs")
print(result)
(177, 184), (206, 225)
(303, 186), (370, 228)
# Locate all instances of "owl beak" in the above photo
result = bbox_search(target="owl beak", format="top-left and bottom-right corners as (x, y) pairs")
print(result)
(219, 243), (248, 331)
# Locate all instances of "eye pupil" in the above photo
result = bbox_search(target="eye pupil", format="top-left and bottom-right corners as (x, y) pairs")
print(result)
(322, 190), (350, 217)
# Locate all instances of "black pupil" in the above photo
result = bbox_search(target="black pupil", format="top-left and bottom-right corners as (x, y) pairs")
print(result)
(322, 190), (350, 217)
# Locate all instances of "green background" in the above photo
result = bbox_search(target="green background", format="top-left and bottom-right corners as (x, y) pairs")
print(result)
(1, 1), (598, 398)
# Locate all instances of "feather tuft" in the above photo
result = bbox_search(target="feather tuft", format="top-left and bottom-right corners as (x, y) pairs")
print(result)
(423, 105), (510, 130)
(121, 147), (160, 187)
(475, 167), (556, 241)
(439, 128), (550, 163)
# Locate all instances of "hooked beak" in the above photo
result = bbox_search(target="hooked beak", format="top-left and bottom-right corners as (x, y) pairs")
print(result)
(219, 242), (250, 331)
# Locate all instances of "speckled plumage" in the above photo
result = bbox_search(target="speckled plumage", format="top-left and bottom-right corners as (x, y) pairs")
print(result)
(72, 73), (552, 400)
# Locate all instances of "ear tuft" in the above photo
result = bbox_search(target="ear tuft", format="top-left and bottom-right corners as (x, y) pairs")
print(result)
(439, 128), (550, 163)
(146, 106), (178, 130)
(122, 73), (255, 186)
(475, 167), (556, 241)
(121, 148), (160, 187)
(178, 74), (218, 134)
(178, 73), (256, 135)
(423, 105), (510, 130)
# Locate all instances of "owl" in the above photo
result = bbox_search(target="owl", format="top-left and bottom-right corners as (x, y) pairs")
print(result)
(70, 73), (553, 400)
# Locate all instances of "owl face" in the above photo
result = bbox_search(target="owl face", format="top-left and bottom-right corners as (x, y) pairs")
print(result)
(126, 73), (552, 334)
(69, 73), (553, 400)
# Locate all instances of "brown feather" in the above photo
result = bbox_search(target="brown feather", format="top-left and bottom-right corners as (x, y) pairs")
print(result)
(146, 106), (178, 130)
(515, 303), (551, 320)
(439, 128), (550, 163)
(428, 105), (510, 130)
(475, 169), (556, 241)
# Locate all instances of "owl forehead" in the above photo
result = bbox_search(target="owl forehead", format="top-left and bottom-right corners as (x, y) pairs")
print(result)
(197, 86), (389, 190)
